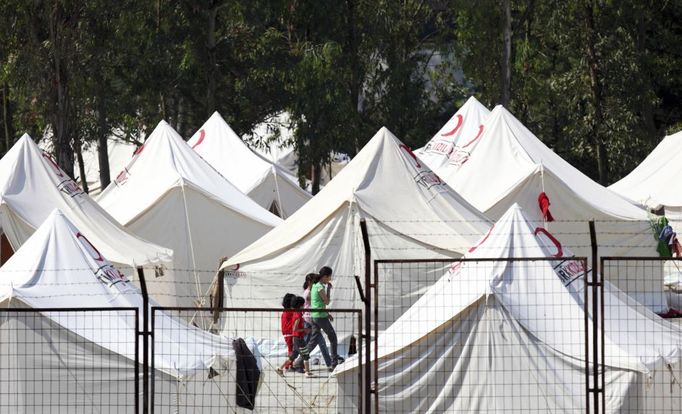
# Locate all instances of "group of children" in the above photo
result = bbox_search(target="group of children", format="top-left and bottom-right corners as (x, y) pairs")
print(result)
(277, 266), (343, 378)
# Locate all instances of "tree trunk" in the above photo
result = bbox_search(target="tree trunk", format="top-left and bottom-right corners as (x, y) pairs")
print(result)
(2, 83), (10, 152)
(635, 8), (657, 141)
(311, 162), (321, 195)
(48, 2), (75, 178)
(345, 0), (362, 153)
(500, 0), (512, 106)
(97, 92), (111, 189)
(75, 138), (88, 193)
(583, 0), (608, 184)
(206, 4), (218, 116)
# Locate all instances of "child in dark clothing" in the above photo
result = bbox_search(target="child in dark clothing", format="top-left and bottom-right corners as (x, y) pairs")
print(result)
(280, 293), (296, 370)
(276, 296), (313, 377)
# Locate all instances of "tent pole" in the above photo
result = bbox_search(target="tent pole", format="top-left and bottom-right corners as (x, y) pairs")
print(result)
(137, 266), (150, 414)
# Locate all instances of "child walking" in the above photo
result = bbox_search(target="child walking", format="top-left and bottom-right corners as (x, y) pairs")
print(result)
(279, 293), (296, 371)
(276, 296), (314, 377)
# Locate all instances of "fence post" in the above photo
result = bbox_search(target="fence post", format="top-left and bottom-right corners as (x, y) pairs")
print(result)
(588, 221), (603, 414)
(137, 266), (150, 414)
(360, 219), (372, 414)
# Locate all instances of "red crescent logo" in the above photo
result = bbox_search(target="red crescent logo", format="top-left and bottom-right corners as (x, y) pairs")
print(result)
(41, 152), (65, 178)
(534, 227), (563, 258)
(192, 129), (206, 149)
(76, 232), (105, 262)
(440, 114), (463, 137)
(399, 144), (421, 168)
(461, 125), (485, 148)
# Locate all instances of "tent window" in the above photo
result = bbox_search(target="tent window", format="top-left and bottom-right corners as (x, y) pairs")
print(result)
(1, 232), (15, 265)
(268, 201), (281, 218)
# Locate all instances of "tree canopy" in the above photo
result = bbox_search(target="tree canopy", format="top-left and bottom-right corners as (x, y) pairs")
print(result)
(1, 0), (681, 190)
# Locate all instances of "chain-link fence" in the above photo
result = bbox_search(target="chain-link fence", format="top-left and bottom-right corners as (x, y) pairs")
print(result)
(600, 257), (682, 413)
(0, 307), (139, 414)
(369, 257), (597, 413)
(154, 307), (363, 413)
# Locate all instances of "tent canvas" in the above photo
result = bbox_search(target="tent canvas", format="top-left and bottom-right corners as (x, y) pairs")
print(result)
(188, 112), (312, 218)
(441, 105), (666, 311)
(217, 127), (491, 334)
(609, 130), (682, 218)
(98, 121), (281, 309)
(609, 131), (682, 295)
(0, 209), (243, 413)
(38, 133), (139, 196)
(415, 96), (491, 178)
(0, 134), (172, 269)
(336, 204), (682, 413)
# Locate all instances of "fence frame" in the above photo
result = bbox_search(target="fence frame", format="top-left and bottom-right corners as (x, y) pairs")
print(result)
(0, 306), (140, 414)
(373, 256), (593, 413)
(151, 306), (364, 413)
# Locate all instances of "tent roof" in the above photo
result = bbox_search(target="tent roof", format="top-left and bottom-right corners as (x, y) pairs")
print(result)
(0, 134), (172, 266)
(222, 126), (491, 269)
(187, 112), (311, 213)
(0, 209), (233, 377)
(447, 105), (650, 221)
(353, 204), (682, 374)
(416, 96), (491, 176)
(609, 131), (682, 208)
(98, 120), (281, 227)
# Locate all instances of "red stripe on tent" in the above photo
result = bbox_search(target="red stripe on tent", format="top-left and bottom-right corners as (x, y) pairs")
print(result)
(440, 114), (463, 137)
(192, 129), (206, 149)
(468, 225), (494, 253)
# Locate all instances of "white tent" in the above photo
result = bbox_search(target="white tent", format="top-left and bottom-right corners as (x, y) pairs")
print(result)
(38, 133), (139, 196)
(217, 127), (491, 333)
(415, 96), (491, 178)
(609, 131), (682, 219)
(0, 134), (172, 269)
(336, 204), (682, 413)
(98, 120), (281, 309)
(0, 209), (243, 413)
(188, 112), (312, 218)
(443, 105), (666, 311)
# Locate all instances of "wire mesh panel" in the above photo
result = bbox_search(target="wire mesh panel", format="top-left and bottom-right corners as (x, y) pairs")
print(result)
(152, 307), (363, 413)
(0, 307), (139, 414)
(600, 257), (682, 413)
(374, 258), (592, 413)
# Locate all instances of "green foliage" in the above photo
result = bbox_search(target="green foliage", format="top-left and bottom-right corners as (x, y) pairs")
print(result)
(0, 0), (681, 188)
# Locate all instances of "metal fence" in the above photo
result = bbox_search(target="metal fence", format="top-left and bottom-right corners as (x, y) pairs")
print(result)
(0, 307), (139, 414)
(373, 257), (594, 413)
(152, 307), (363, 413)
(1, 257), (681, 413)
(600, 257), (682, 413)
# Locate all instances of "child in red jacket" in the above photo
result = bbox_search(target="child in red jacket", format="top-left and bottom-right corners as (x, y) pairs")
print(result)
(280, 293), (296, 370)
(277, 296), (313, 377)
